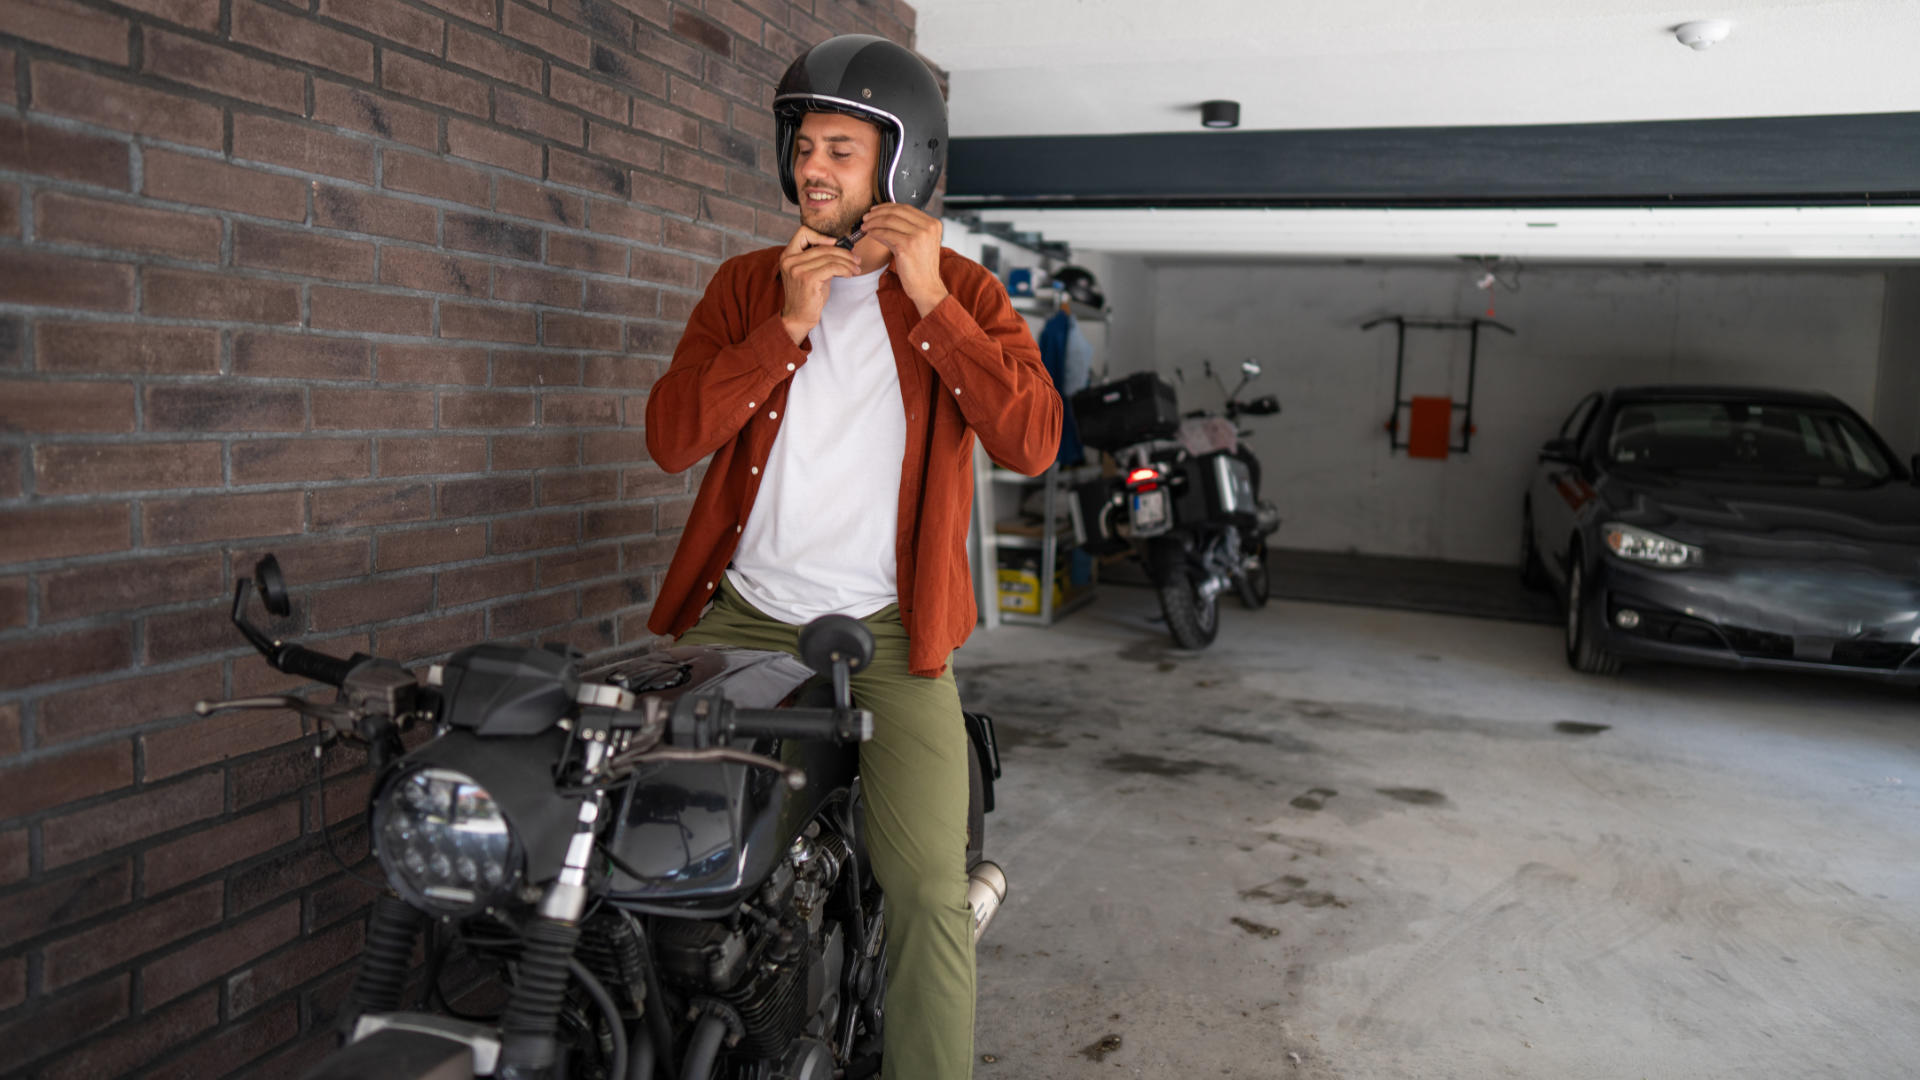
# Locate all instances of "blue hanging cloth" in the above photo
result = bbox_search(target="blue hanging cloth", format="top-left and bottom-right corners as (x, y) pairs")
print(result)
(1039, 310), (1087, 466)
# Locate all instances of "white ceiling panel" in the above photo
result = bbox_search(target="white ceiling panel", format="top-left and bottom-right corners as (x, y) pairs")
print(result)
(967, 206), (1920, 262)
(915, 1), (1920, 136)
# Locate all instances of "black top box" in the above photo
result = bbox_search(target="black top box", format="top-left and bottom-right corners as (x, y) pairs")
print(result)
(1071, 372), (1181, 452)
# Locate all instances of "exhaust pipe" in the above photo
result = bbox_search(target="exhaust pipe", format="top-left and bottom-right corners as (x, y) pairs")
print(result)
(966, 861), (1008, 945)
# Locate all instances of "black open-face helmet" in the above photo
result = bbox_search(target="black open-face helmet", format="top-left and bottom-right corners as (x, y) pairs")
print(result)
(774, 35), (948, 210)
(1052, 265), (1105, 310)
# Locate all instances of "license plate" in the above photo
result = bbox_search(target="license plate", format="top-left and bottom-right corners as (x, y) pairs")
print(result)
(1131, 488), (1167, 529)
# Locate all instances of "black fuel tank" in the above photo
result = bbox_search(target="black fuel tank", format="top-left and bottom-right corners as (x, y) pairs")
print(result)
(593, 645), (859, 911)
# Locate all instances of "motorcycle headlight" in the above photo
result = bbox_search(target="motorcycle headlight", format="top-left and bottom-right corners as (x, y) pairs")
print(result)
(1603, 523), (1703, 570)
(373, 767), (522, 915)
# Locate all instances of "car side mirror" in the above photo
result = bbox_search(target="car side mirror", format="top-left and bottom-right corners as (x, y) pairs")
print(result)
(1539, 437), (1579, 463)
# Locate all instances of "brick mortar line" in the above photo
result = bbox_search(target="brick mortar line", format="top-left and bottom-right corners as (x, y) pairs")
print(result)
(0, 148), (775, 259)
(0, 467), (640, 508)
(0, 845), (372, 1030)
(0, 508), (674, 577)
(0, 248), (693, 332)
(4, 62), (777, 226)
(0, 693), (312, 805)
(22, 3), (776, 165)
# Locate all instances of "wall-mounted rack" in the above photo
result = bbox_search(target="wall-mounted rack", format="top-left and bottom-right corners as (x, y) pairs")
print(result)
(1363, 315), (1514, 456)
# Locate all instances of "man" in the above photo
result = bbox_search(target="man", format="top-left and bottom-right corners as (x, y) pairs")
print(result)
(642, 33), (1060, 1080)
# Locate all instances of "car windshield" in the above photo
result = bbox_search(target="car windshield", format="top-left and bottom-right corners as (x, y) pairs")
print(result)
(1605, 400), (1894, 485)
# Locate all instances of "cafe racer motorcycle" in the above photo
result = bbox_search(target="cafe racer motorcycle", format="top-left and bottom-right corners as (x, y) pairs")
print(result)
(194, 555), (1007, 1080)
(1073, 360), (1284, 649)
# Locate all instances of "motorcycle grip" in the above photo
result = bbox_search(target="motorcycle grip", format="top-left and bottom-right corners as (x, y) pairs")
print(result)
(729, 707), (873, 744)
(276, 644), (354, 687)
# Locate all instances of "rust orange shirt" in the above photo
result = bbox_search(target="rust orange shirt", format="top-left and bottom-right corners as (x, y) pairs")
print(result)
(645, 245), (1061, 677)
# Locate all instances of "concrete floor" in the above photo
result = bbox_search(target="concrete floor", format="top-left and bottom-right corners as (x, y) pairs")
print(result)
(953, 587), (1920, 1079)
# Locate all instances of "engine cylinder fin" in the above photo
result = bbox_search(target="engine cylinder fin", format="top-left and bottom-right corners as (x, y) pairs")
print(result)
(719, 948), (810, 1059)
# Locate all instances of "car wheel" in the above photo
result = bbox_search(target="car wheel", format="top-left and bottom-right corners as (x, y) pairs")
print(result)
(1519, 502), (1549, 592)
(1564, 556), (1621, 676)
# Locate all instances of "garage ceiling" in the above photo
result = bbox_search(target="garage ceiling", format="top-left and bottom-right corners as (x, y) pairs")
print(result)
(914, 0), (1920, 261)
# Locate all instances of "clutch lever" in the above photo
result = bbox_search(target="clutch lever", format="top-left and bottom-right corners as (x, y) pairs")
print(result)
(195, 694), (354, 733)
(608, 746), (807, 791)
(195, 694), (407, 768)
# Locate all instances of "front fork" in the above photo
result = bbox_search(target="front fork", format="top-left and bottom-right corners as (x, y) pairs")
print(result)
(497, 744), (609, 1078)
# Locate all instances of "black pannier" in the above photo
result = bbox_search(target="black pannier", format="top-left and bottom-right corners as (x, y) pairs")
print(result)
(1070, 373), (1180, 452)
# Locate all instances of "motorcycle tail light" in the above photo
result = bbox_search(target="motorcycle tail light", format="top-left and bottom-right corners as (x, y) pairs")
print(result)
(1126, 467), (1160, 489)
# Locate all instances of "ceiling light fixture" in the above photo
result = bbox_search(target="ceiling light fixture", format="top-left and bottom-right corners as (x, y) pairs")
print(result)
(1200, 100), (1240, 129)
(1673, 19), (1732, 50)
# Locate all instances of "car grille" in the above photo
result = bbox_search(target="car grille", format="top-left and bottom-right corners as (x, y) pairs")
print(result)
(1830, 640), (1917, 670)
(1719, 625), (1794, 661)
(1615, 597), (1916, 670)
(1630, 609), (1728, 650)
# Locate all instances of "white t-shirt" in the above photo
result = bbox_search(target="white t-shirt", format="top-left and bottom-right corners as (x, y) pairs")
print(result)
(726, 266), (906, 624)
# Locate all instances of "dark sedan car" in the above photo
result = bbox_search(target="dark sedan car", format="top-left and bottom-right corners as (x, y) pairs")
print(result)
(1521, 385), (1920, 682)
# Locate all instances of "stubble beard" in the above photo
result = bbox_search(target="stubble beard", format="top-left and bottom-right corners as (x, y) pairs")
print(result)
(801, 187), (871, 239)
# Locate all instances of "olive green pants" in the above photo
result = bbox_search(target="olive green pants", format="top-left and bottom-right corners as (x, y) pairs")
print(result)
(677, 580), (975, 1080)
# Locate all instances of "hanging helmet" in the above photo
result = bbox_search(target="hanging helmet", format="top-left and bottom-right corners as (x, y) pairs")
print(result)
(774, 34), (948, 210)
(1051, 266), (1105, 310)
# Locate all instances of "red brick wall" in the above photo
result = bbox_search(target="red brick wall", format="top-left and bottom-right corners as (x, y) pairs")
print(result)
(0, 0), (922, 1074)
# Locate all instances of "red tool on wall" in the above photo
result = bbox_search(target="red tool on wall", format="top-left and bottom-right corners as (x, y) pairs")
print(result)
(1364, 315), (1515, 459)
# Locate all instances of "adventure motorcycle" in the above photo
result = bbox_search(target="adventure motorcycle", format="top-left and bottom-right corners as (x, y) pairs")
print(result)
(1072, 360), (1283, 649)
(193, 554), (1006, 1080)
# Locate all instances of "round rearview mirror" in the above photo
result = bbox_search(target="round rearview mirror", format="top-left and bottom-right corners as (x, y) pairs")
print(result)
(254, 555), (291, 617)
(799, 614), (875, 677)
(1241, 360), (1262, 377)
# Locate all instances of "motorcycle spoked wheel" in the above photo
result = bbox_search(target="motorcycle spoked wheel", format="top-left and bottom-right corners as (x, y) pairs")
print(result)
(1157, 568), (1220, 649)
(1235, 539), (1271, 609)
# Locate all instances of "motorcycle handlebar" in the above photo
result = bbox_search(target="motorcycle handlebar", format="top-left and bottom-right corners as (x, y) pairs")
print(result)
(726, 706), (873, 745)
(275, 643), (355, 688)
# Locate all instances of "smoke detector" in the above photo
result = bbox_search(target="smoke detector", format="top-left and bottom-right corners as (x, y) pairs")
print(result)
(1673, 19), (1732, 50)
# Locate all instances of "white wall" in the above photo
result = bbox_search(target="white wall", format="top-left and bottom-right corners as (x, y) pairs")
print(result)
(1143, 261), (1889, 565)
(1875, 269), (1920, 462)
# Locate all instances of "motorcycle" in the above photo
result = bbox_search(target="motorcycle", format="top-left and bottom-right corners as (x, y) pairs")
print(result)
(1071, 360), (1283, 649)
(193, 554), (1007, 1080)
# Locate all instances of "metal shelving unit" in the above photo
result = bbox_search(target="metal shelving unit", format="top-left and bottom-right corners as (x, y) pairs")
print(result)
(987, 462), (1096, 626)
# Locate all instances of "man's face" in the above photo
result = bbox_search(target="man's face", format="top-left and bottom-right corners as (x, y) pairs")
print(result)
(792, 111), (883, 238)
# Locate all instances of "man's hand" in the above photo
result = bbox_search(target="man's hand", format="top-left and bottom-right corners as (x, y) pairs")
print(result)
(778, 225), (861, 345)
(862, 203), (949, 318)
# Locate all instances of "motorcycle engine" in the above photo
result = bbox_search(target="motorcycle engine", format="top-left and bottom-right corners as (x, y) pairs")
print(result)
(648, 824), (854, 1059)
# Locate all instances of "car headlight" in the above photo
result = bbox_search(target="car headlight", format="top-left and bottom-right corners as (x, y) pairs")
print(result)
(1603, 523), (1703, 569)
(373, 767), (522, 915)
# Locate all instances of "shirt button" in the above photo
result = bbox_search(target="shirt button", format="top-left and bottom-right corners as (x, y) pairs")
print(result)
(920, 341), (930, 351)
(786, 362), (796, 371)
(736, 525), (743, 533)
(750, 466), (759, 475)
(706, 581), (714, 589)
(769, 411), (777, 419)
(953, 387), (962, 396)
(748, 401), (756, 409)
